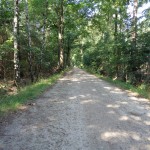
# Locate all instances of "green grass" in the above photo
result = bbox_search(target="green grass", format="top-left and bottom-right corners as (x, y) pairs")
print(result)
(0, 69), (69, 116)
(84, 68), (150, 100)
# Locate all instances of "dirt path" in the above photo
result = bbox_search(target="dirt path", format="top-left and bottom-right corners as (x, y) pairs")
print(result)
(0, 68), (150, 150)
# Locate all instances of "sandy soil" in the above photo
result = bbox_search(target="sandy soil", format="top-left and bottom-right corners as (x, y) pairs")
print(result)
(0, 68), (150, 150)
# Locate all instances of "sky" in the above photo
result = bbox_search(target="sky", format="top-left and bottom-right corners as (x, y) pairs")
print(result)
(138, 2), (150, 17)
(128, 2), (150, 18)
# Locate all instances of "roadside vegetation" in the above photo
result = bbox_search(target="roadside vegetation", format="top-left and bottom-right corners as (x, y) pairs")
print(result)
(85, 67), (150, 100)
(0, 69), (69, 116)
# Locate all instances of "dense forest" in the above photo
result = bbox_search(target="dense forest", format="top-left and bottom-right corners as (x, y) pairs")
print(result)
(0, 0), (150, 88)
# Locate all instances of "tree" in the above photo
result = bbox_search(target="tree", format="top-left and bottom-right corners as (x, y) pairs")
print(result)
(57, 0), (64, 68)
(25, 0), (34, 82)
(39, 0), (48, 74)
(13, 0), (20, 85)
(129, 0), (138, 83)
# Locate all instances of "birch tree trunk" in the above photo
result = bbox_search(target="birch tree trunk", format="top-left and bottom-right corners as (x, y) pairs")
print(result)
(25, 0), (34, 82)
(58, 0), (64, 68)
(13, 0), (20, 85)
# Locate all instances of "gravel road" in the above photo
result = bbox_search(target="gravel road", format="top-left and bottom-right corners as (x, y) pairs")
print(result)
(0, 68), (150, 150)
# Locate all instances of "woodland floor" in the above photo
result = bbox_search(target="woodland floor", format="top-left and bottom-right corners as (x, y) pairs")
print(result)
(0, 68), (150, 150)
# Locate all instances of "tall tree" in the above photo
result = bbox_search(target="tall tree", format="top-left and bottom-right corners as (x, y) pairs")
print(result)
(114, 8), (119, 78)
(58, 0), (64, 68)
(128, 0), (138, 83)
(13, 0), (20, 85)
(40, 0), (48, 74)
(25, 0), (34, 82)
(132, 0), (138, 53)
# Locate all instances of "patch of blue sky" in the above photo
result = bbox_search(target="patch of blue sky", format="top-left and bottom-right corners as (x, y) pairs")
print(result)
(127, 2), (150, 18)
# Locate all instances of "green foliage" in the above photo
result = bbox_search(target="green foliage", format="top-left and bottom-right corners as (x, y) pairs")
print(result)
(0, 39), (13, 55)
(0, 69), (69, 116)
(70, 0), (150, 86)
(85, 67), (150, 99)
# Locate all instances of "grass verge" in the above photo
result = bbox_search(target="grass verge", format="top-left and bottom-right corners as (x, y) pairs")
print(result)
(84, 68), (150, 100)
(0, 69), (70, 117)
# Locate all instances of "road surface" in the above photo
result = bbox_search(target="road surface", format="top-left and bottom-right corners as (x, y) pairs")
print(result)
(0, 68), (150, 150)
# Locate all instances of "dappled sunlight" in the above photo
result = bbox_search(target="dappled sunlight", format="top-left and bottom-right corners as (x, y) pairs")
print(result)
(104, 87), (122, 91)
(101, 131), (129, 141)
(69, 96), (77, 100)
(129, 96), (138, 101)
(79, 95), (86, 98)
(107, 104), (120, 108)
(80, 99), (94, 104)
(131, 134), (141, 141)
(144, 121), (150, 125)
(119, 116), (129, 121)
(126, 90), (139, 97)
(87, 125), (97, 129)
(18, 105), (28, 110)
(72, 78), (80, 82)
(117, 101), (128, 105)
(30, 125), (39, 130)
(92, 89), (97, 92)
(110, 91), (124, 94)
(104, 86), (112, 90)
(104, 86), (125, 95)
(145, 145), (150, 149)
(147, 113), (150, 117)
(37, 68), (150, 149)
(56, 101), (65, 104)
(59, 78), (70, 81)
(113, 88), (122, 91)
(129, 96), (149, 103)
(101, 131), (140, 141)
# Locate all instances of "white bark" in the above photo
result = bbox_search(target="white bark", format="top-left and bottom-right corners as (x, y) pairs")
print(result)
(13, 0), (20, 84)
(58, 0), (64, 68)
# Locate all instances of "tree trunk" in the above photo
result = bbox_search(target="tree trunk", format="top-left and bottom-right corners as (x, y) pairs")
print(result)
(58, 0), (64, 69)
(66, 34), (71, 67)
(114, 10), (119, 78)
(13, 0), (20, 85)
(131, 0), (138, 61)
(25, 0), (34, 82)
(40, 0), (48, 74)
(132, 0), (138, 50)
(130, 0), (138, 83)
